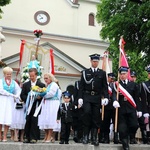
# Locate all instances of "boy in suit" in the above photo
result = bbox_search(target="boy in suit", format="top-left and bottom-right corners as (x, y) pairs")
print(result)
(57, 91), (73, 144)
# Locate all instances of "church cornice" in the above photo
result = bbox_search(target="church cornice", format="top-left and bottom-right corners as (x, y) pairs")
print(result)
(2, 26), (109, 48)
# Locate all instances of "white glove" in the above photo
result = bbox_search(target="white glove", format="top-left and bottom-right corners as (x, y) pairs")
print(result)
(143, 113), (149, 118)
(113, 101), (120, 108)
(137, 111), (142, 118)
(101, 98), (109, 106)
(78, 98), (83, 106)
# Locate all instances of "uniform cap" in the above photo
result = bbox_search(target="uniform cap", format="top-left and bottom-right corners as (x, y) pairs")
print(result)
(147, 66), (150, 73)
(107, 73), (115, 78)
(118, 66), (129, 73)
(62, 91), (71, 98)
(130, 71), (137, 77)
(89, 53), (100, 61)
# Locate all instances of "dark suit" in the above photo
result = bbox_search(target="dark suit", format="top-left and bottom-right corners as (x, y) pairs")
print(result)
(140, 80), (150, 144)
(57, 102), (73, 143)
(20, 80), (45, 141)
(100, 82), (115, 143)
(78, 68), (108, 144)
(112, 80), (141, 148)
(72, 80), (83, 142)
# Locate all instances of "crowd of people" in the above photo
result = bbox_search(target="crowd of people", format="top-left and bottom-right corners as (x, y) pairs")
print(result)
(0, 53), (150, 150)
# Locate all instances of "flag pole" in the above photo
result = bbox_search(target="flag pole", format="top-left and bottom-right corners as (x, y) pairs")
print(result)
(101, 51), (110, 121)
(114, 35), (124, 132)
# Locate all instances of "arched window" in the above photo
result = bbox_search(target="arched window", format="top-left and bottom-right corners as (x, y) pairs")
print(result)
(89, 13), (95, 26)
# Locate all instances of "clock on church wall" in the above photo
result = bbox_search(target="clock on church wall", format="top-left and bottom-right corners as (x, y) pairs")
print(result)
(34, 11), (50, 25)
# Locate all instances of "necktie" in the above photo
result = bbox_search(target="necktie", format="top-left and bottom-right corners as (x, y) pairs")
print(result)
(123, 80), (126, 87)
(65, 103), (68, 110)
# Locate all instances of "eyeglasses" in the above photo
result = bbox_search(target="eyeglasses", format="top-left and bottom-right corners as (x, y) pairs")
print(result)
(44, 78), (48, 79)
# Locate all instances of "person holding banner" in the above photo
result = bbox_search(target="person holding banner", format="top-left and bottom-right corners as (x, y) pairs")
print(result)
(0, 67), (21, 142)
(20, 68), (45, 143)
(112, 66), (142, 150)
(99, 73), (116, 144)
(78, 53), (109, 146)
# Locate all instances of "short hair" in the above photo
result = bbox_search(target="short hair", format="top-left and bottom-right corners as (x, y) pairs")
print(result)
(3, 66), (13, 74)
(44, 73), (55, 82)
(29, 68), (38, 75)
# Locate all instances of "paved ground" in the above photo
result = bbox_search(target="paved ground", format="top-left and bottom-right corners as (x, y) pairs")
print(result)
(0, 140), (149, 150)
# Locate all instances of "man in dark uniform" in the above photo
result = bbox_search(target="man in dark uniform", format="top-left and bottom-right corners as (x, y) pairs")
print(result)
(112, 66), (142, 150)
(140, 66), (150, 144)
(99, 73), (116, 144)
(20, 68), (45, 143)
(78, 53), (109, 146)
(130, 71), (147, 144)
(72, 80), (83, 143)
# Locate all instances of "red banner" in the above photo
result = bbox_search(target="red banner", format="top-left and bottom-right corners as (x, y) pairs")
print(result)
(16, 40), (26, 77)
(50, 49), (54, 74)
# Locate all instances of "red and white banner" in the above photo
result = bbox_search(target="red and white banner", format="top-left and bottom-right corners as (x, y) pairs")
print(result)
(116, 81), (136, 108)
(119, 36), (131, 80)
(108, 85), (112, 96)
(49, 49), (54, 74)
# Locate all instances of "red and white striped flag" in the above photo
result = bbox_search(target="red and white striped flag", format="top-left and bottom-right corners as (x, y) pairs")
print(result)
(119, 36), (131, 80)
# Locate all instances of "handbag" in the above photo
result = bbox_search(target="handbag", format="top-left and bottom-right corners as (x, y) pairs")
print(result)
(15, 103), (23, 109)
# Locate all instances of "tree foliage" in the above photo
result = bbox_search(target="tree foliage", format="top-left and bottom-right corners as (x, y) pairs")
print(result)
(96, 0), (150, 82)
(0, 0), (11, 18)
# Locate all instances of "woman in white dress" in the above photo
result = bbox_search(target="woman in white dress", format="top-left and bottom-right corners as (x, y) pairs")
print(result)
(11, 96), (26, 142)
(38, 73), (61, 142)
(0, 67), (21, 142)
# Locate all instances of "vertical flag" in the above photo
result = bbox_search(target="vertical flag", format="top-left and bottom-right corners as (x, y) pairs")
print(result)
(119, 36), (131, 80)
(49, 49), (54, 74)
(102, 51), (111, 74)
(16, 40), (26, 77)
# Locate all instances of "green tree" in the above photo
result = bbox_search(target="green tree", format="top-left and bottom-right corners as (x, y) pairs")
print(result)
(96, 0), (150, 82)
(0, 0), (11, 18)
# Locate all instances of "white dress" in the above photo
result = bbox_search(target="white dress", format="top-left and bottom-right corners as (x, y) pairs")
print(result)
(38, 82), (61, 131)
(0, 79), (21, 126)
(11, 103), (26, 129)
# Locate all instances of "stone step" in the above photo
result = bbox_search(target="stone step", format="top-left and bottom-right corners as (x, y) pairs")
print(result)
(0, 142), (149, 150)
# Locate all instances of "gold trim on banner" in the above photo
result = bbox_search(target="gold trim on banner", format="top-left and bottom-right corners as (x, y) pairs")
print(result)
(25, 43), (49, 54)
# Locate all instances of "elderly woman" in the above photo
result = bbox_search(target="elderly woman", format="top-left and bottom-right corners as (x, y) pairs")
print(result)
(0, 67), (21, 142)
(38, 73), (61, 142)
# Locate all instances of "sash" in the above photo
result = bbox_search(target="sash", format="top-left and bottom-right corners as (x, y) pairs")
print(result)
(115, 82), (136, 108)
(25, 91), (36, 116)
(108, 85), (112, 96)
(33, 97), (44, 117)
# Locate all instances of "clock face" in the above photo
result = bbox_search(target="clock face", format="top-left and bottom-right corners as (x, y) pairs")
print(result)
(34, 11), (50, 25)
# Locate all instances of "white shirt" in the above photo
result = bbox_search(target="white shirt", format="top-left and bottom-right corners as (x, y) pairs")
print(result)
(31, 80), (37, 87)
(91, 67), (98, 72)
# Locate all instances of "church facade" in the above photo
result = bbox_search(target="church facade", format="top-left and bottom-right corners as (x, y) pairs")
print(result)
(0, 0), (110, 91)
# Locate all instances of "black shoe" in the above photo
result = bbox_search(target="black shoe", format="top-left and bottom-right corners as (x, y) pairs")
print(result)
(30, 139), (37, 144)
(82, 135), (89, 144)
(122, 139), (130, 150)
(73, 137), (78, 143)
(59, 140), (64, 144)
(65, 141), (69, 144)
(130, 138), (137, 144)
(23, 139), (30, 143)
